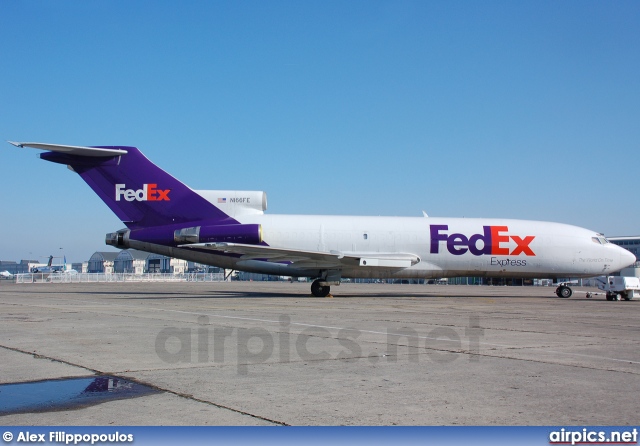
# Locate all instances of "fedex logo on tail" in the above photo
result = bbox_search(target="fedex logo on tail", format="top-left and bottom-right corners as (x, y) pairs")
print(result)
(430, 225), (535, 256)
(115, 184), (170, 202)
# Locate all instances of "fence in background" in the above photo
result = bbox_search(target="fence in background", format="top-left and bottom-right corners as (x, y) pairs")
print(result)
(15, 272), (225, 284)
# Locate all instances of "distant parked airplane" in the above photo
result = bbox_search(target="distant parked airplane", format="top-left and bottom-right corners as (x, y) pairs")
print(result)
(9, 141), (636, 298)
(30, 255), (63, 274)
(0, 270), (13, 279)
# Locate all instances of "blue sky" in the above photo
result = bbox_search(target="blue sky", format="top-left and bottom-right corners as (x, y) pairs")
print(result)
(2, 1), (639, 263)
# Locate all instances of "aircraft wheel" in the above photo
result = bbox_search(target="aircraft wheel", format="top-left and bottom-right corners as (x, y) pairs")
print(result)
(311, 279), (330, 297)
(556, 286), (572, 298)
(615, 293), (622, 301)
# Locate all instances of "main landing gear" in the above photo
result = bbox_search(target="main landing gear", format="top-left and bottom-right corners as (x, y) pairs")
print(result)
(311, 279), (331, 297)
(555, 285), (573, 298)
(310, 271), (341, 297)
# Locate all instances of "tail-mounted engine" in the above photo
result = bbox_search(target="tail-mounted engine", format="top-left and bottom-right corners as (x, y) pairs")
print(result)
(105, 229), (131, 248)
(174, 224), (262, 245)
(106, 224), (262, 248)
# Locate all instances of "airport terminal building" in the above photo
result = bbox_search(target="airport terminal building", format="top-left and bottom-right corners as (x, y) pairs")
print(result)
(86, 250), (221, 275)
(0, 260), (38, 275)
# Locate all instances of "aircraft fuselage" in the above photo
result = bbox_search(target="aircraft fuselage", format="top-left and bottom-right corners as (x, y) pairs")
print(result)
(123, 213), (631, 281)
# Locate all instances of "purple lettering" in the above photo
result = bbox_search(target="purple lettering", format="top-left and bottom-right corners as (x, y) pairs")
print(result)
(430, 225), (449, 253)
(447, 233), (468, 255)
(468, 226), (492, 256)
(429, 224), (536, 257)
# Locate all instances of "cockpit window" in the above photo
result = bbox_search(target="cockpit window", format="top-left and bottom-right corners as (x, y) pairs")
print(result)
(599, 236), (609, 244)
(592, 236), (610, 245)
(592, 237), (602, 244)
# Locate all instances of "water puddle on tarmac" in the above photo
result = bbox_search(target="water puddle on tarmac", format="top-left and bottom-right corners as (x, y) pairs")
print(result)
(0, 376), (160, 415)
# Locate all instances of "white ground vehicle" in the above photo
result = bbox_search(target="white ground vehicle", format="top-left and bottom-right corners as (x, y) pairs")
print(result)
(589, 276), (640, 301)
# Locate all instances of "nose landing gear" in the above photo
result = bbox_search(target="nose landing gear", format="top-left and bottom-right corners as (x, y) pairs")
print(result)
(555, 285), (573, 298)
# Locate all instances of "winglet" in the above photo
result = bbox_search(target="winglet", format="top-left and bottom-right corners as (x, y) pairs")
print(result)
(422, 210), (429, 217)
(7, 141), (128, 157)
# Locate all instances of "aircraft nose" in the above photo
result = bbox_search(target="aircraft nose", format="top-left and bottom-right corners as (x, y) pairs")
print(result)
(617, 246), (637, 270)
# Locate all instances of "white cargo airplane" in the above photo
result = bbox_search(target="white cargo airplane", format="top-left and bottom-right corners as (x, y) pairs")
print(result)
(0, 270), (14, 280)
(9, 141), (636, 298)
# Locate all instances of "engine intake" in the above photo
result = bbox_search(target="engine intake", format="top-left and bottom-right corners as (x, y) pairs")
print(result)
(105, 229), (130, 248)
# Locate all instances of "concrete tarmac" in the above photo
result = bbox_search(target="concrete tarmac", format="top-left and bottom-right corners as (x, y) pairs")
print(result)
(0, 281), (638, 426)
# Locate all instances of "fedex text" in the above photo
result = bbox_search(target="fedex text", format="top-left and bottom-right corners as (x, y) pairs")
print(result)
(115, 184), (170, 202)
(430, 225), (535, 256)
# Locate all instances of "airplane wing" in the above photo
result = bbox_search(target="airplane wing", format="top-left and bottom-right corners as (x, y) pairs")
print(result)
(179, 242), (421, 270)
(8, 141), (127, 157)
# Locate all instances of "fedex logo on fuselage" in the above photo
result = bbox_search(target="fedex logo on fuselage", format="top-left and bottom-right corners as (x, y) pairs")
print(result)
(430, 225), (535, 256)
(115, 184), (170, 202)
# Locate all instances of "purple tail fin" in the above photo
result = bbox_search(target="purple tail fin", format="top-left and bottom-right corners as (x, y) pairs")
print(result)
(40, 147), (233, 229)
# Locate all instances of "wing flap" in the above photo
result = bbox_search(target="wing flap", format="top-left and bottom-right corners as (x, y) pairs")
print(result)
(359, 257), (415, 268)
(180, 242), (420, 270)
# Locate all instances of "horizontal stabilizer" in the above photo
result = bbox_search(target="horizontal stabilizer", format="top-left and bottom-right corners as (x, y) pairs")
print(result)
(8, 141), (127, 157)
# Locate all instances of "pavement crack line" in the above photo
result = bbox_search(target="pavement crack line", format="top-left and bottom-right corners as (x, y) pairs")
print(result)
(0, 344), (102, 375)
